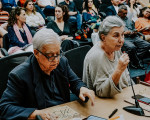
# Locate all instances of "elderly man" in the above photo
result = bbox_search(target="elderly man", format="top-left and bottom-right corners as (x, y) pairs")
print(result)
(0, 28), (95, 120)
(118, 5), (150, 69)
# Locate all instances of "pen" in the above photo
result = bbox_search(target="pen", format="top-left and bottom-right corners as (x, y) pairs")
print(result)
(109, 108), (118, 118)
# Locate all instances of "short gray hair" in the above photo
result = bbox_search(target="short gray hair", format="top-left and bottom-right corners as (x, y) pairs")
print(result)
(118, 5), (127, 12)
(98, 16), (125, 39)
(32, 28), (61, 50)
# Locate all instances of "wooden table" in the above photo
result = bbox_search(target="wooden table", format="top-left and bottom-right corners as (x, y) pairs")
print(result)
(46, 84), (150, 120)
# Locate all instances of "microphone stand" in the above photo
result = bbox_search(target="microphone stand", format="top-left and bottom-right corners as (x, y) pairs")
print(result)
(123, 65), (145, 116)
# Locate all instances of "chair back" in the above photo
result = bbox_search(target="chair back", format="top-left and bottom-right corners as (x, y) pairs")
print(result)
(0, 52), (33, 98)
(3, 33), (10, 51)
(64, 45), (91, 79)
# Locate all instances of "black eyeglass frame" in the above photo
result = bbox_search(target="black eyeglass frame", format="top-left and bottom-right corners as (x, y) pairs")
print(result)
(36, 49), (64, 62)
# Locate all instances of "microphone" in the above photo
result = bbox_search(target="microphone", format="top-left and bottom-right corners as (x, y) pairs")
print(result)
(123, 51), (145, 116)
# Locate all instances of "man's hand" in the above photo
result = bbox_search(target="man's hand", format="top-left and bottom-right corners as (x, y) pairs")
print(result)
(79, 87), (95, 106)
(28, 109), (58, 120)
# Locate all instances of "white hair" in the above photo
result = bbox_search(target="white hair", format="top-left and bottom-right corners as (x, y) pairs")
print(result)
(98, 16), (125, 40)
(32, 28), (61, 50)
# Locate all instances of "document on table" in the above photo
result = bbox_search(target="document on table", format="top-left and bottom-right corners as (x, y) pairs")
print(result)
(48, 105), (85, 120)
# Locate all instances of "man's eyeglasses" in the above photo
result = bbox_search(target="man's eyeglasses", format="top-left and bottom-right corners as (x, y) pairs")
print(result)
(36, 49), (64, 62)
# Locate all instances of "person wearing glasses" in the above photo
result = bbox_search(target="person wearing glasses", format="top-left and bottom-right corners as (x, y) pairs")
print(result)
(0, 28), (95, 120)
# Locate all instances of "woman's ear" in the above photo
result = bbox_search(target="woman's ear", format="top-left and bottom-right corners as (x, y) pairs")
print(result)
(100, 34), (105, 42)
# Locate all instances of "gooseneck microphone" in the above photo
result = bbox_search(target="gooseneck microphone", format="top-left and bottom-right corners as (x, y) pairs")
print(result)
(123, 60), (145, 116)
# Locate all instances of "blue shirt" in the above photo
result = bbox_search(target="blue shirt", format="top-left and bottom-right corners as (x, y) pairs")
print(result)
(1, 0), (17, 7)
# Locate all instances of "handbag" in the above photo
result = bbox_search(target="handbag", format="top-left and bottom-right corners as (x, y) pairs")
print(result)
(144, 63), (150, 84)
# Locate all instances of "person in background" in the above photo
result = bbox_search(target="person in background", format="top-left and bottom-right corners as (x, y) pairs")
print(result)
(135, 7), (150, 41)
(1, 0), (17, 12)
(37, 0), (55, 17)
(83, 16), (133, 98)
(0, 1), (9, 47)
(106, 0), (120, 16)
(24, 0), (45, 34)
(59, 0), (82, 34)
(7, 7), (33, 54)
(126, 0), (145, 22)
(0, 28), (95, 119)
(118, 5), (150, 69)
(47, 4), (79, 52)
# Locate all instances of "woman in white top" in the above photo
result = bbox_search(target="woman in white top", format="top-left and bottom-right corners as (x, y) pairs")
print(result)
(126, 0), (145, 22)
(24, 0), (45, 33)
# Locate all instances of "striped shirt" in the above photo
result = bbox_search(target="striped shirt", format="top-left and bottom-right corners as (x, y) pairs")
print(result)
(0, 10), (9, 25)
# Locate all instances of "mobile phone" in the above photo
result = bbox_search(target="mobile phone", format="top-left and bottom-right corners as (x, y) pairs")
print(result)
(83, 115), (107, 120)
(132, 94), (150, 105)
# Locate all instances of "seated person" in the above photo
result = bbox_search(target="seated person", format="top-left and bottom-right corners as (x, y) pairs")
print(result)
(0, 1), (9, 47)
(1, 0), (17, 12)
(118, 5), (150, 69)
(106, 0), (120, 16)
(135, 7), (150, 42)
(0, 28), (95, 119)
(37, 0), (55, 16)
(7, 7), (33, 54)
(24, 0), (45, 34)
(59, 0), (82, 34)
(82, 0), (101, 32)
(82, 16), (133, 98)
(126, 0), (144, 22)
(47, 5), (79, 52)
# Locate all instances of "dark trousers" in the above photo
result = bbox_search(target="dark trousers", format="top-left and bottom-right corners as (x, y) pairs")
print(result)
(122, 36), (150, 65)
(43, 5), (55, 16)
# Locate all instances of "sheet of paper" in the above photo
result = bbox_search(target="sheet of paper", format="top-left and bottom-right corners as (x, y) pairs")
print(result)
(49, 105), (84, 120)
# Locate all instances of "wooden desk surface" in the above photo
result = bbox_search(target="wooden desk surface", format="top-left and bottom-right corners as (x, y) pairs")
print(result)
(46, 84), (150, 120)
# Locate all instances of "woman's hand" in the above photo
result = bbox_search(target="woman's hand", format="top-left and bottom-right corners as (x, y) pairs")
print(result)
(28, 109), (58, 120)
(117, 53), (130, 73)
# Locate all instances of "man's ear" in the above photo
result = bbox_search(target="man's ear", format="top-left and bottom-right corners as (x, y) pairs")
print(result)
(34, 49), (39, 59)
(100, 34), (105, 42)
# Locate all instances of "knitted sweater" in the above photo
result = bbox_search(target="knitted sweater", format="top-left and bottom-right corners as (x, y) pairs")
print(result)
(82, 42), (132, 98)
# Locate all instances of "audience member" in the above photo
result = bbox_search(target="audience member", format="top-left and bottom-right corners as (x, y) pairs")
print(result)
(59, 0), (82, 34)
(7, 7), (33, 54)
(82, 0), (100, 31)
(126, 0), (144, 22)
(47, 4), (79, 52)
(0, 28), (95, 119)
(106, 0), (120, 16)
(37, 0), (55, 16)
(0, 1), (9, 47)
(24, 0), (45, 34)
(135, 7), (150, 41)
(83, 16), (132, 98)
(118, 5), (150, 69)
(1, 0), (17, 12)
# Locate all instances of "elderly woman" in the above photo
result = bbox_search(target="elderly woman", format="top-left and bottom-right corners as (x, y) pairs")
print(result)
(83, 16), (132, 98)
(0, 28), (95, 119)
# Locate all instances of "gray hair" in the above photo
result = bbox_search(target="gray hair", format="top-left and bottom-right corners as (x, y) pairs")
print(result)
(118, 5), (127, 12)
(32, 28), (61, 50)
(98, 16), (125, 39)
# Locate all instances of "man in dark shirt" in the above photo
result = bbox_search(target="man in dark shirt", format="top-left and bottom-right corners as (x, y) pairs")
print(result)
(0, 28), (95, 120)
(59, 0), (82, 34)
(118, 5), (150, 69)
